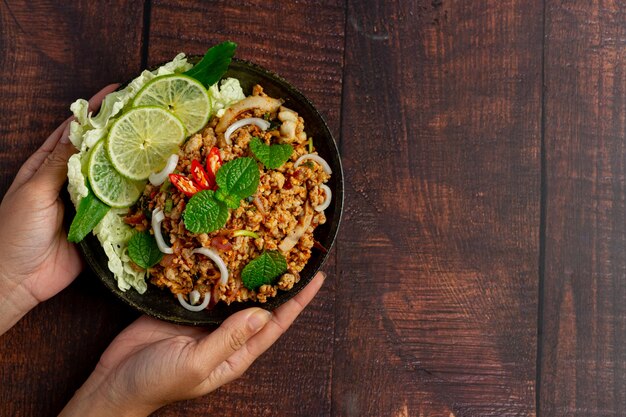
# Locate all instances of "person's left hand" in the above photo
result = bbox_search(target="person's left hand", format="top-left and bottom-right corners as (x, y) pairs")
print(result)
(0, 84), (118, 334)
(60, 272), (326, 417)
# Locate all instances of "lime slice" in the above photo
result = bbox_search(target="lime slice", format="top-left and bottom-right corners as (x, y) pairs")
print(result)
(106, 106), (186, 180)
(132, 74), (211, 135)
(88, 140), (145, 208)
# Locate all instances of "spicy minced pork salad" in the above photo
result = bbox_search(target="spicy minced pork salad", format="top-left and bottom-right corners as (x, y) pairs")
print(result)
(66, 42), (332, 311)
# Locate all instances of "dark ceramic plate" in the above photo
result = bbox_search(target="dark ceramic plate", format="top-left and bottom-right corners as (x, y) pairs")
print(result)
(77, 57), (343, 326)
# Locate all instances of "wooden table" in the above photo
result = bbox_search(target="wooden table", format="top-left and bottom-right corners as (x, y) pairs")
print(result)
(1, 1), (624, 416)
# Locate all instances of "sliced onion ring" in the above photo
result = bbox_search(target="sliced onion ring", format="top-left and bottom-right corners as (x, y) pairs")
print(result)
(315, 184), (332, 212)
(189, 290), (201, 305)
(294, 154), (332, 174)
(192, 247), (229, 286)
(152, 208), (173, 254)
(177, 292), (210, 312)
(224, 117), (270, 145)
(149, 154), (179, 186)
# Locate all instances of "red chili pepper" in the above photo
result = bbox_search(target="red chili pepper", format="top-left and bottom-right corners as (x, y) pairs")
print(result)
(206, 147), (222, 187)
(169, 173), (200, 197)
(190, 160), (213, 190)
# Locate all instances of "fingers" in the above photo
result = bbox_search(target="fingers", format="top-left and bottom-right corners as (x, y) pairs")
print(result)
(7, 83), (120, 195)
(201, 272), (326, 389)
(88, 83), (120, 112)
(28, 131), (78, 196)
(191, 308), (272, 373)
(8, 117), (72, 193)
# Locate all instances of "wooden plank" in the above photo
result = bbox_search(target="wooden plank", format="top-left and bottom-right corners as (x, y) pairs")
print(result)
(333, 1), (542, 416)
(540, 2), (626, 416)
(147, 1), (345, 416)
(0, 1), (145, 415)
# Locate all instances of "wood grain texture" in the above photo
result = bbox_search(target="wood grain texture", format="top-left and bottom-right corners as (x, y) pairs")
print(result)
(147, 1), (345, 416)
(540, 2), (626, 416)
(333, 1), (542, 416)
(0, 1), (145, 416)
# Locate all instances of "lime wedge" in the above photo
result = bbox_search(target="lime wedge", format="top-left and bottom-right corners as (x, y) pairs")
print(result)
(88, 140), (145, 208)
(132, 74), (211, 135)
(106, 106), (186, 180)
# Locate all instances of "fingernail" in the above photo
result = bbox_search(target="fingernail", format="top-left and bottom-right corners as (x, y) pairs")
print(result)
(60, 122), (71, 144)
(248, 309), (272, 332)
(320, 271), (327, 280)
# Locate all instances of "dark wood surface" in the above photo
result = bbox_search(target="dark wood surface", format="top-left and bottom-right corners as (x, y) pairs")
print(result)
(0, 1), (623, 416)
(540, 2), (626, 416)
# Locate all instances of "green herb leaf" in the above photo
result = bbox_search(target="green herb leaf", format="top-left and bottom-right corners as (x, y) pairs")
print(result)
(241, 251), (288, 291)
(128, 231), (163, 269)
(215, 188), (241, 209)
(183, 190), (229, 233)
(184, 41), (237, 87)
(216, 157), (260, 200)
(68, 188), (110, 243)
(249, 137), (293, 169)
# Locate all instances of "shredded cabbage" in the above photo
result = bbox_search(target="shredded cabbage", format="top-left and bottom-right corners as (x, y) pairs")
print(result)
(67, 53), (192, 293)
(94, 209), (147, 294)
(209, 77), (245, 117)
(67, 154), (88, 206)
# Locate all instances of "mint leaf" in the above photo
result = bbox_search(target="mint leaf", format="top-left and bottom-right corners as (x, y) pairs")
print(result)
(216, 157), (260, 200)
(184, 41), (237, 87)
(128, 231), (163, 269)
(183, 190), (229, 233)
(215, 188), (241, 209)
(241, 251), (288, 291)
(250, 137), (293, 169)
(68, 187), (110, 243)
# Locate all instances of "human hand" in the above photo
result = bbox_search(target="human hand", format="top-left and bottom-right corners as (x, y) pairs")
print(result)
(0, 84), (118, 335)
(60, 272), (326, 417)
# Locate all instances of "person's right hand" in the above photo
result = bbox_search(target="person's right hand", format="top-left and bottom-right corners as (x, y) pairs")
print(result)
(59, 272), (325, 417)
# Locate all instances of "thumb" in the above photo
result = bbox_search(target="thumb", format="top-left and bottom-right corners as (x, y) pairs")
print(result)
(29, 123), (76, 196)
(192, 308), (273, 372)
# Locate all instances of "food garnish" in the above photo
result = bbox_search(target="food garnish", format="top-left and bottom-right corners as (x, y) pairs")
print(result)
(184, 41), (237, 87)
(128, 231), (163, 269)
(294, 153), (332, 175)
(151, 208), (173, 254)
(190, 160), (214, 190)
(249, 136), (293, 169)
(183, 157), (260, 233)
(106, 106), (187, 180)
(223, 117), (270, 145)
(67, 188), (110, 243)
(88, 140), (145, 207)
(241, 251), (288, 291)
(133, 74), (211, 135)
(169, 173), (201, 197)
(149, 154), (179, 186)
(192, 247), (229, 286)
(177, 292), (210, 312)
(206, 147), (222, 184)
(315, 184), (332, 212)
(183, 190), (229, 234)
(215, 157), (260, 203)
(232, 230), (260, 239)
